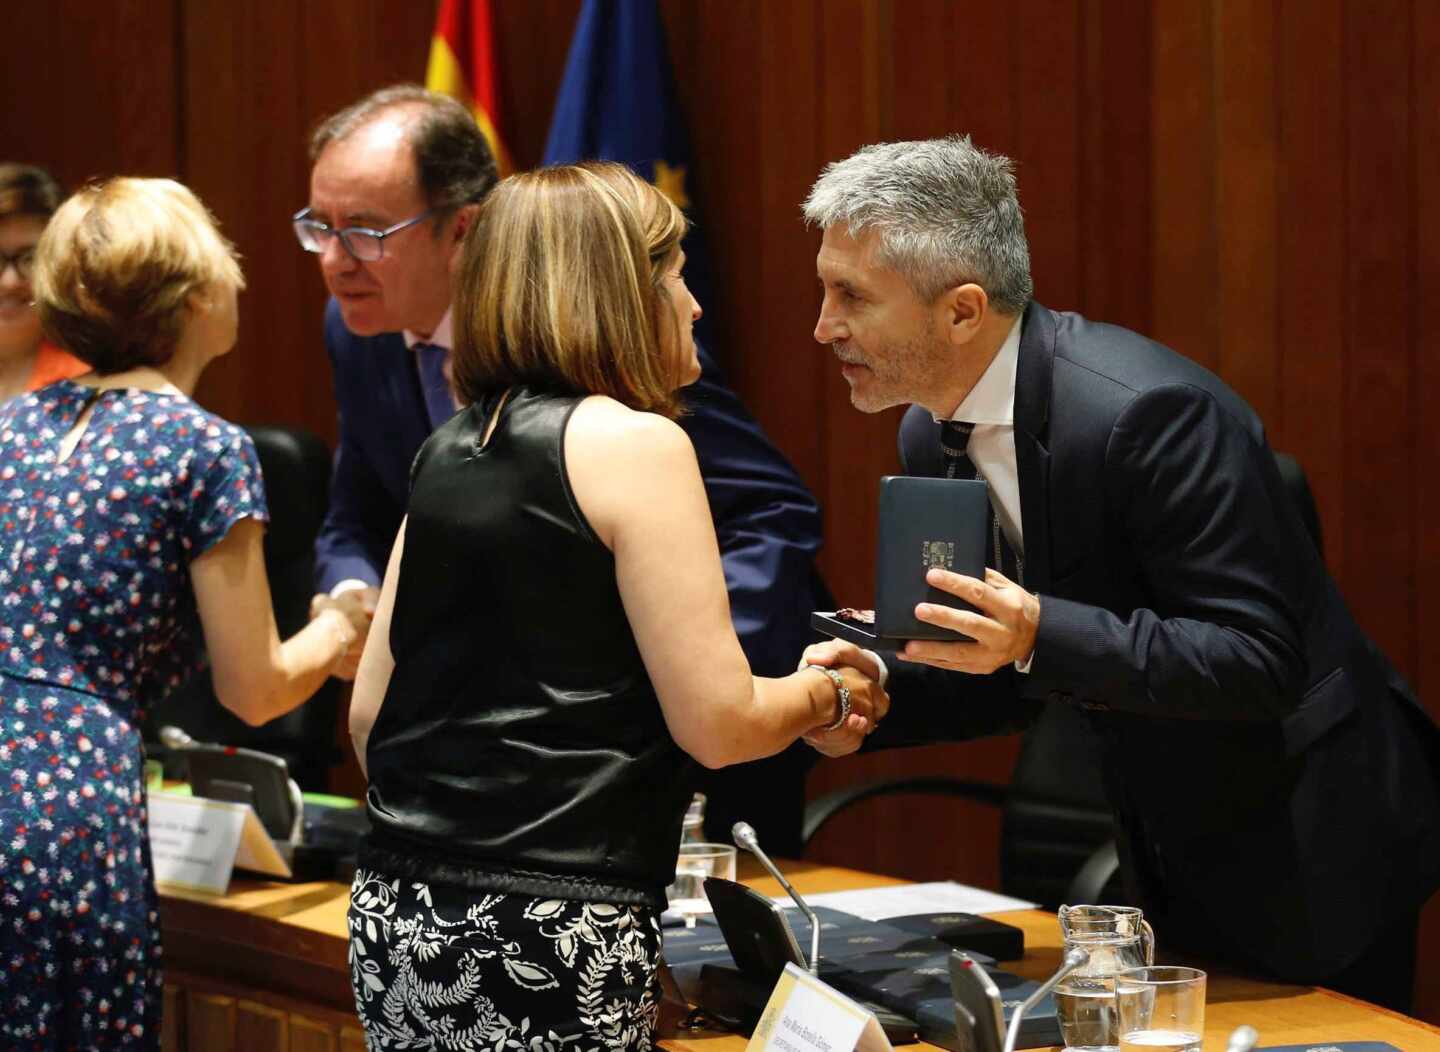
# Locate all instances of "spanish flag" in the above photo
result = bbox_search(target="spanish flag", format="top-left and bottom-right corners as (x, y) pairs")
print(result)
(425, 0), (512, 176)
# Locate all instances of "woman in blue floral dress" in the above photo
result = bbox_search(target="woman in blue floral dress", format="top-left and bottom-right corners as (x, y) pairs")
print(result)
(0, 177), (368, 1049)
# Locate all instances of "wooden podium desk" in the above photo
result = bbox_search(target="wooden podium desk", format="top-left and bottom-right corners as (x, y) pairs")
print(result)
(157, 858), (1440, 1052)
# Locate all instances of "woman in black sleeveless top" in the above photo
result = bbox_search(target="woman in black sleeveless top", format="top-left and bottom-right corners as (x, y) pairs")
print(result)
(343, 163), (888, 1051)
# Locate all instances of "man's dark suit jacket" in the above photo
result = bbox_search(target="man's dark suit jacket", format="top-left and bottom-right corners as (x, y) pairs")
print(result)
(314, 298), (826, 850)
(884, 301), (1440, 982)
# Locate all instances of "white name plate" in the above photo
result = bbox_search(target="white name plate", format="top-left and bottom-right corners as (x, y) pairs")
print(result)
(748, 963), (893, 1052)
(149, 792), (290, 895)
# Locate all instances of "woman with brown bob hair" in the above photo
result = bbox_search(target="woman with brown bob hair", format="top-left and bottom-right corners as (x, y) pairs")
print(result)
(345, 162), (887, 1050)
(0, 177), (368, 1047)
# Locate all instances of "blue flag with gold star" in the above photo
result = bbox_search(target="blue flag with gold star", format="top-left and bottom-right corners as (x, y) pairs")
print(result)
(541, 0), (715, 341)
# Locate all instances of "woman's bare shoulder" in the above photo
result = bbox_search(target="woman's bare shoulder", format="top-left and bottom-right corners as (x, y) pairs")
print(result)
(567, 395), (692, 461)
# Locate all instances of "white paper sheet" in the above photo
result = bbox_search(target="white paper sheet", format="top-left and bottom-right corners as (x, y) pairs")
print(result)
(777, 880), (1036, 919)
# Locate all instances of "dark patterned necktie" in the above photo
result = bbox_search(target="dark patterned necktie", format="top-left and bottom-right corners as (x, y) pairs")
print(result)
(936, 420), (1023, 584)
(939, 420), (977, 481)
(415, 342), (456, 429)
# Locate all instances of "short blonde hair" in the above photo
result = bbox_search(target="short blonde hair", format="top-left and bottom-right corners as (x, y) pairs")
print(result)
(33, 177), (244, 373)
(451, 161), (689, 417)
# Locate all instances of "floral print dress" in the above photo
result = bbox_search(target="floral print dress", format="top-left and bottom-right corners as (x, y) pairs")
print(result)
(0, 380), (266, 1049)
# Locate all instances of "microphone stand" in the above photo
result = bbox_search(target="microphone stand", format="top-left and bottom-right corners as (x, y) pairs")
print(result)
(1001, 947), (1088, 1052)
(732, 821), (821, 974)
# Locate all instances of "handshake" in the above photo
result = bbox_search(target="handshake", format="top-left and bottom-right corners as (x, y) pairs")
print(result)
(796, 639), (890, 759)
(309, 586), (380, 680)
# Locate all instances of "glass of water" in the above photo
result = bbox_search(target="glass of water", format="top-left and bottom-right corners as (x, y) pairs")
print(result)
(681, 792), (707, 844)
(666, 842), (736, 927)
(1115, 966), (1206, 1052)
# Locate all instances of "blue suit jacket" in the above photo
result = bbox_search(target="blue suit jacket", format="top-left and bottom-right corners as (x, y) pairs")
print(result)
(884, 301), (1440, 981)
(314, 298), (826, 679)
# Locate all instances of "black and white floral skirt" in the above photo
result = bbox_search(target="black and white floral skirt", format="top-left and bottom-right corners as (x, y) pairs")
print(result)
(348, 867), (663, 1052)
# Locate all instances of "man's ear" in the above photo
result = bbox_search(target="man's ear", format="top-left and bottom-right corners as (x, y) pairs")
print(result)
(938, 282), (988, 347)
(449, 203), (480, 245)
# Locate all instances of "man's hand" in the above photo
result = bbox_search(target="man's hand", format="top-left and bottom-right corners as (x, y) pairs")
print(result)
(900, 567), (1040, 674)
(799, 638), (882, 681)
(310, 587), (379, 680)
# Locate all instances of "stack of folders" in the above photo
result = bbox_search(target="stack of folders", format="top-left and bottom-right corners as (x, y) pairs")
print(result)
(662, 908), (1061, 1049)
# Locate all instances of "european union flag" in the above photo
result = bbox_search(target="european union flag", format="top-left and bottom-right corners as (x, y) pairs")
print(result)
(542, 0), (714, 343)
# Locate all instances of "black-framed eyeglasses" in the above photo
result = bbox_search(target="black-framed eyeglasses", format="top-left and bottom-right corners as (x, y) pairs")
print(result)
(291, 207), (435, 262)
(0, 248), (36, 281)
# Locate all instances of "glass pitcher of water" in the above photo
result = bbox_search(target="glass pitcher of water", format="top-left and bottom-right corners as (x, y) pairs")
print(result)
(1055, 904), (1155, 1052)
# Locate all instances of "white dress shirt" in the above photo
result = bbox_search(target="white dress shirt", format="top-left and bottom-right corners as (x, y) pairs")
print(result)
(943, 314), (1024, 555)
(403, 307), (455, 358)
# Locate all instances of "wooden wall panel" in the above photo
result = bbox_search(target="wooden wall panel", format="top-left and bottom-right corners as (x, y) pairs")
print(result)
(182, 0), (310, 430)
(889, 0), (952, 144)
(752, 1), (829, 501)
(1409, 8), (1440, 1008)
(1276, 0), (1347, 578)
(1078, 0), (1151, 332)
(1016, 0), (1082, 310)
(493, 0), (582, 170)
(661, 1), (766, 379)
(1415, 0), (1440, 726)
(1343, 0), (1415, 671)
(949, 3), (1016, 158)
(235, 999), (288, 1051)
(1214, 0), (1279, 427)
(290, 1016), (339, 1052)
(164, 980), (187, 1052)
(0, 0), (180, 187)
(186, 991), (237, 1052)
(1151, 2), (1221, 372)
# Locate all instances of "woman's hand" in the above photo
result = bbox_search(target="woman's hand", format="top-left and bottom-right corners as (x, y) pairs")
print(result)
(311, 588), (374, 677)
(801, 661), (889, 758)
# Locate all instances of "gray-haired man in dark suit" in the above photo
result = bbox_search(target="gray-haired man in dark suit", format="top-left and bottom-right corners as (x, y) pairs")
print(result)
(801, 135), (1440, 1011)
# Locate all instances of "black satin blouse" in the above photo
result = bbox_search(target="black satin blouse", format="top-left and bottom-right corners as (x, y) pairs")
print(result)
(361, 387), (695, 908)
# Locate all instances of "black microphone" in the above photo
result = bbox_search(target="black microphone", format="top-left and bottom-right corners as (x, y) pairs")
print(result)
(159, 725), (305, 845)
(732, 821), (821, 974)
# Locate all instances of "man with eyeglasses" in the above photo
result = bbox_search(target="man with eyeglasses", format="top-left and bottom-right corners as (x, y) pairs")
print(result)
(297, 85), (829, 855)
(295, 86), (488, 680)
